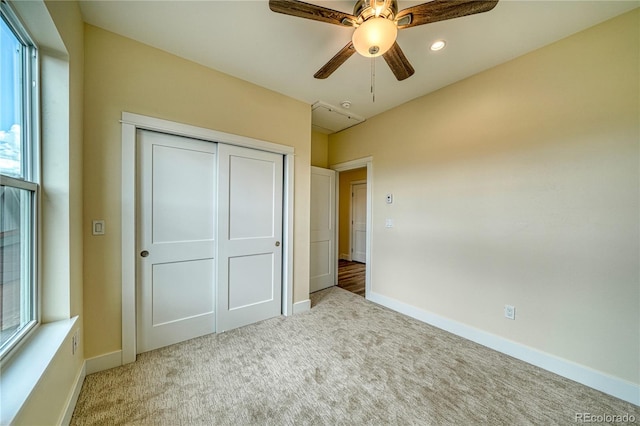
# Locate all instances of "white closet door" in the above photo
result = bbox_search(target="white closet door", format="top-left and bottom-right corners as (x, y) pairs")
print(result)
(136, 130), (216, 353)
(310, 166), (335, 292)
(352, 182), (367, 263)
(217, 144), (283, 332)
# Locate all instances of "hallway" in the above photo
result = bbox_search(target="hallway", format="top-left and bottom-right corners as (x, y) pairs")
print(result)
(337, 260), (365, 297)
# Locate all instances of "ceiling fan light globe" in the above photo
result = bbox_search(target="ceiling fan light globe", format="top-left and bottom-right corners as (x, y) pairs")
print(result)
(352, 17), (397, 58)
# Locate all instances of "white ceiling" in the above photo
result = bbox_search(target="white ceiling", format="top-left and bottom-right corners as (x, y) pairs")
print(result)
(78, 0), (638, 132)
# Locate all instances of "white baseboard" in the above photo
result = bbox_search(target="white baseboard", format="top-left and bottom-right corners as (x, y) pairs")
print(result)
(85, 350), (123, 375)
(368, 291), (640, 406)
(339, 253), (351, 261)
(60, 361), (86, 425)
(293, 299), (311, 314)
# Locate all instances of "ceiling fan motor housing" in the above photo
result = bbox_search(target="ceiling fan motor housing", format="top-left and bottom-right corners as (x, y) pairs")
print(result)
(353, 0), (398, 24)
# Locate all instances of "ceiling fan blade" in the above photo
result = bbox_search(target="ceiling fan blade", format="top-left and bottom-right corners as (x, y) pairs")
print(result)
(382, 42), (415, 81)
(269, 0), (356, 26)
(396, 0), (498, 29)
(314, 42), (356, 79)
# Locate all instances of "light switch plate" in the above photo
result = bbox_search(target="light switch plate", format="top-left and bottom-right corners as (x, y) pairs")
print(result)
(92, 220), (105, 235)
(504, 305), (515, 320)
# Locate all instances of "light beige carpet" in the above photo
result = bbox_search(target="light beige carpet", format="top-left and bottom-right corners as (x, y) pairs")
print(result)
(71, 287), (638, 425)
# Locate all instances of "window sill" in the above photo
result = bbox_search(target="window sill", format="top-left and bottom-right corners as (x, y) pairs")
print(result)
(0, 316), (78, 425)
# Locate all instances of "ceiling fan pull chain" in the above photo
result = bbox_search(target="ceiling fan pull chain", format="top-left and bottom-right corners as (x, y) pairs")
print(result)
(371, 57), (376, 103)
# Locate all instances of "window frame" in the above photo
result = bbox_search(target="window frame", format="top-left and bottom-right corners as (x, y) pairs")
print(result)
(0, 0), (40, 362)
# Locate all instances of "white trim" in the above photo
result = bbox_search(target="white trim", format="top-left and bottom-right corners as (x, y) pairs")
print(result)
(85, 350), (123, 375)
(293, 299), (311, 314)
(121, 112), (294, 155)
(121, 112), (295, 364)
(60, 361), (86, 426)
(121, 121), (136, 365)
(282, 154), (295, 316)
(369, 291), (640, 406)
(331, 157), (373, 172)
(330, 158), (373, 299)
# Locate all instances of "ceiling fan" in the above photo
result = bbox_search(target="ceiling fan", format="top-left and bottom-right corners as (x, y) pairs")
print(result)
(269, 0), (499, 81)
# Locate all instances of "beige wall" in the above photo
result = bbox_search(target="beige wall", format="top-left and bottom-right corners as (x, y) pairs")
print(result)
(11, 0), (85, 423)
(329, 10), (639, 384)
(338, 168), (367, 259)
(83, 25), (311, 359)
(311, 130), (329, 168)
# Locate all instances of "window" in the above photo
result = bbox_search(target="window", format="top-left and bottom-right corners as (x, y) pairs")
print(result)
(0, 2), (38, 359)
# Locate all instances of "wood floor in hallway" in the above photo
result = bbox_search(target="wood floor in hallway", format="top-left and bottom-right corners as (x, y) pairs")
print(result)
(337, 259), (365, 297)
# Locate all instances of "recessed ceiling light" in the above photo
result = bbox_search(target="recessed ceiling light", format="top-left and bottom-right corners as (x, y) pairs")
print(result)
(430, 40), (446, 51)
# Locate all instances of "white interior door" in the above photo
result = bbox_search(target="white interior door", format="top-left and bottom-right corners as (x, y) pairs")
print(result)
(137, 130), (216, 353)
(310, 166), (336, 293)
(217, 144), (283, 332)
(351, 182), (367, 263)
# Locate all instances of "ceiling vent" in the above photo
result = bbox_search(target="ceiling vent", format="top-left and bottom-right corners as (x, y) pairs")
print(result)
(311, 101), (365, 134)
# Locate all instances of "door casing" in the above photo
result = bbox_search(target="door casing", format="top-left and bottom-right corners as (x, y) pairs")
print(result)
(121, 112), (295, 364)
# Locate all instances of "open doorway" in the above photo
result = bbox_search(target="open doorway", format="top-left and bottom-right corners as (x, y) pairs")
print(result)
(334, 165), (369, 298)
